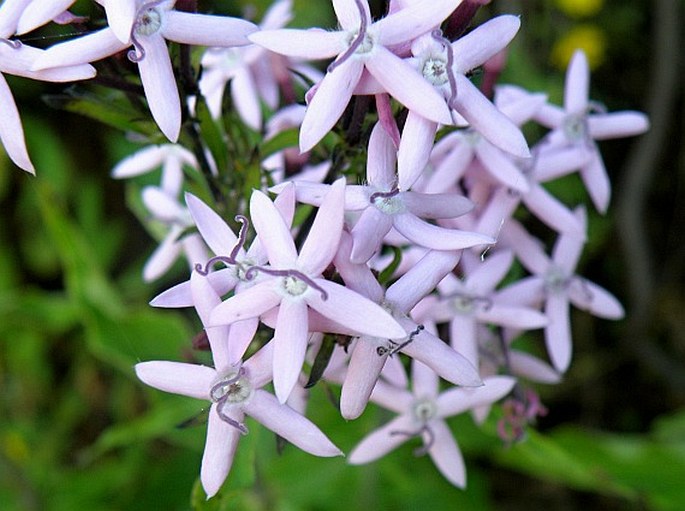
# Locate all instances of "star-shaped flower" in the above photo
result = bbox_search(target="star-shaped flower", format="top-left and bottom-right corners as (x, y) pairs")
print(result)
(534, 49), (649, 213)
(348, 361), (515, 487)
(250, 0), (462, 151)
(33, 0), (257, 141)
(209, 178), (406, 403)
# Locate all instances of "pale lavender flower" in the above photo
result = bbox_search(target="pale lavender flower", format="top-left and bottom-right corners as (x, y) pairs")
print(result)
(331, 232), (482, 419)
(210, 178), (406, 403)
(281, 122), (493, 263)
(33, 0), (257, 141)
(0, 42), (95, 173)
(14, 0), (77, 34)
(499, 209), (624, 372)
(140, 186), (208, 282)
(111, 143), (198, 197)
(348, 361), (515, 487)
(250, 0), (463, 151)
(406, 15), (529, 158)
(534, 49), (649, 213)
(136, 340), (342, 499)
(412, 249), (547, 369)
(199, 0), (301, 130)
(150, 185), (295, 309)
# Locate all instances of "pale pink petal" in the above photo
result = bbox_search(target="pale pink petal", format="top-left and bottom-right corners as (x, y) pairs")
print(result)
(306, 279), (406, 339)
(103, 0), (136, 43)
(551, 207), (587, 272)
(436, 376), (516, 417)
(191, 271), (231, 372)
(452, 74), (529, 158)
(348, 414), (414, 464)
(367, 121), (398, 189)
(400, 325), (482, 387)
(366, 46), (452, 125)
(227, 318), (259, 366)
(350, 207), (393, 263)
(568, 279), (625, 319)
(333, 0), (369, 30)
(0, 74), (33, 173)
(135, 361), (215, 399)
(248, 28), (345, 59)
(386, 249), (461, 313)
(334, 232), (385, 302)
(150, 269), (237, 307)
(509, 351), (561, 384)
(16, 0), (75, 34)
(272, 299), (309, 403)
(138, 33), (181, 142)
(341, 340), (388, 420)
(479, 305), (547, 329)
(523, 183), (586, 238)
(0, 0), (31, 37)
(143, 227), (182, 282)
(588, 111), (649, 139)
(496, 277), (545, 308)
(449, 314), (478, 367)
(467, 250), (514, 295)
(250, 190), (298, 267)
(31, 28), (125, 70)
(164, 12), (256, 47)
(403, 192), (473, 219)
(545, 293), (572, 372)
(411, 360), (439, 398)
(534, 104), (565, 129)
(580, 152), (611, 213)
(245, 389), (342, 456)
(369, 380), (413, 413)
(375, 0), (462, 45)
(474, 141), (530, 192)
(185, 193), (238, 256)
(534, 145), (589, 183)
(231, 67), (262, 131)
(393, 212), (494, 251)
(427, 420), (466, 488)
(397, 111), (436, 190)
(564, 50), (590, 113)
(141, 186), (185, 221)
(209, 280), (281, 326)
(201, 405), (241, 498)
(300, 58), (364, 152)
(500, 220), (550, 275)
(298, 178), (345, 275)
(451, 15), (521, 73)
(112, 145), (166, 178)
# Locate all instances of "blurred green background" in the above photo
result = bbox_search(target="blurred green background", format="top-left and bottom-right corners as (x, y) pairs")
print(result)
(1, 0), (684, 510)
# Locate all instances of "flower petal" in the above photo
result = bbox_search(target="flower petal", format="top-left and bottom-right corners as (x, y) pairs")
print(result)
(209, 280), (281, 326)
(306, 279), (406, 339)
(138, 33), (181, 142)
(393, 212), (494, 251)
(272, 298), (309, 403)
(164, 11), (256, 47)
(245, 390), (343, 456)
(427, 420), (466, 488)
(201, 404), (241, 498)
(0, 74), (33, 173)
(348, 413), (414, 464)
(135, 360), (215, 399)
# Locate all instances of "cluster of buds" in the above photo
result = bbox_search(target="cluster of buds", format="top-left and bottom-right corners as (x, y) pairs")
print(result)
(1, 0), (648, 500)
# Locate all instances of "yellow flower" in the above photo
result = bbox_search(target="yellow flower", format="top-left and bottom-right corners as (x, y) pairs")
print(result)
(555, 0), (604, 18)
(551, 25), (607, 70)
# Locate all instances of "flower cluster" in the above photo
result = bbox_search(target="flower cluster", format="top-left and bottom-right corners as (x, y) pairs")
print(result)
(3, 0), (648, 500)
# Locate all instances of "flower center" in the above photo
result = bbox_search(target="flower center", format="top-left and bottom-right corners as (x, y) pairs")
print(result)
(452, 294), (476, 314)
(370, 189), (405, 215)
(562, 113), (588, 143)
(412, 398), (438, 423)
(135, 7), (163, 36)
(422, 58), (449, 86)
(210, 370), (253, 405)
(544, 266), (569, 294)
(283, 275), (308, 296)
